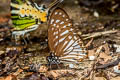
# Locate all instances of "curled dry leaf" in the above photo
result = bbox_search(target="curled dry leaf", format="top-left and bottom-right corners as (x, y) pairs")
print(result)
(98, 43), (112, 64)
(88, 45), (103, 61)
(88, 43), (112, 64)
(99, 52), (112, 64)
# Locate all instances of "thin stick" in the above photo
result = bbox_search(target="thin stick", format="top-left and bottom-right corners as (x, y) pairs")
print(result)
(82, 30), (118, 40)
(96, 57), (120, 69)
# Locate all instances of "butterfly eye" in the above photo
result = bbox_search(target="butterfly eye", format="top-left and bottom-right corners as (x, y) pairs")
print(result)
(48, 8), (87, 67)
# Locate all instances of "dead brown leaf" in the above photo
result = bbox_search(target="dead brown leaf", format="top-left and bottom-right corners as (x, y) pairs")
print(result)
(0, 75), (17, 80)
(47, 70), (74, 79)
(99, 52), (112, 64)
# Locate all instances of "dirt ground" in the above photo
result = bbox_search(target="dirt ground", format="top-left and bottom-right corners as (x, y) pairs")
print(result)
(0, 0), (120, 80)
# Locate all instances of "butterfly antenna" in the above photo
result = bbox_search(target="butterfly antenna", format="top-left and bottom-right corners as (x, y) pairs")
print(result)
(48, 0), (63, 10)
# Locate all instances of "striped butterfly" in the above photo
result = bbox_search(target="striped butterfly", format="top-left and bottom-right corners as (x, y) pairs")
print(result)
(47, 7), (87, 68)
(11, 0), (63, 40)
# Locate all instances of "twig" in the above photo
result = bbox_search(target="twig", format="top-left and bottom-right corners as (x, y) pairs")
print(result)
(82, 30), (118, 40)
(96, 57), (120, 69)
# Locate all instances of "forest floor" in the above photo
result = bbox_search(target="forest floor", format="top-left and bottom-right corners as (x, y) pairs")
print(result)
(0, 0), (120, 80)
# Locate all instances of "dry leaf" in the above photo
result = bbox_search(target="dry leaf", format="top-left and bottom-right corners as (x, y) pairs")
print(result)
(47, 70), (74, 78)
(99, 52), (112, 64)
(88, 43), (112, 63)
(4, 75), (16, 80)
(102, 43), (110, 54)
(98, 43), (112, 64)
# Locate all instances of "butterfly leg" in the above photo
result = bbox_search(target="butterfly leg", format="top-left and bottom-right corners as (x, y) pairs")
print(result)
(12, 30), (27, 45)
(26, 33), (32, 44)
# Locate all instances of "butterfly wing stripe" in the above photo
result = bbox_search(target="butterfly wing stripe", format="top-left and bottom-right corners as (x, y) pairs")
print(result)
(63, 37), (80, 52)
(53, 30), (69, 44)
(11, 10), (19, 14)
(59, 59), (77, 63)
(60, 55), (84, 59)
(60, 30), (69, 36)
(13, 22), (36, 30)
(64, 49), (86, 56)
(60, 56), (84, 62)
(56, 28), (75, 54)
(11, 3), (21, 9)
(63, 39), (75, 51)
(64, 45), (83, 55)
(56, 33), (75, 56)
(54, 31), (73, 56)
(12, 24), (39, 36)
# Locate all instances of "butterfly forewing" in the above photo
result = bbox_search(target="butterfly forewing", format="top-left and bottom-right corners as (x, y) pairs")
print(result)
(48, 8), (87, 62)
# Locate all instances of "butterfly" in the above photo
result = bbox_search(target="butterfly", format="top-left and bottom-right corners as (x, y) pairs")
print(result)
(47, 7), (87, 68)
(10, 0), (63, 41)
